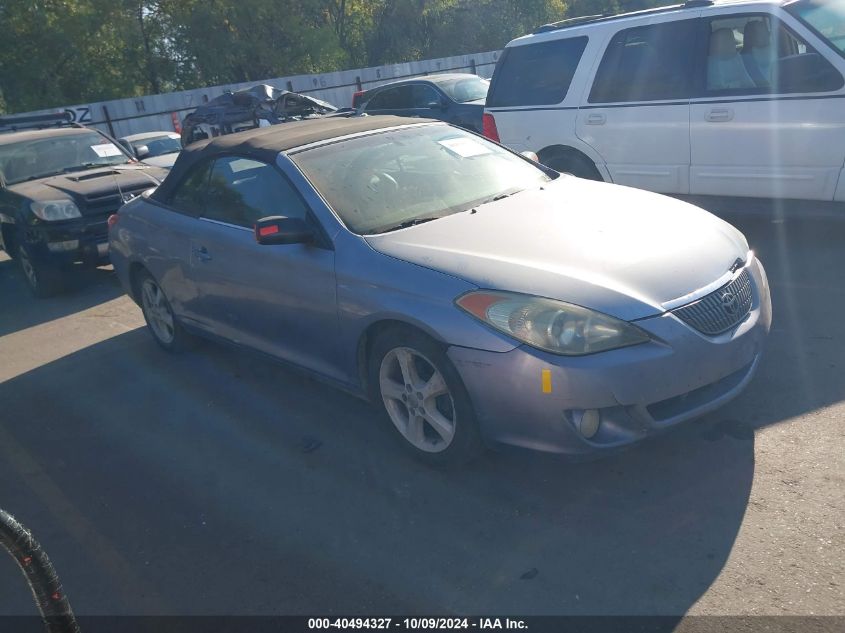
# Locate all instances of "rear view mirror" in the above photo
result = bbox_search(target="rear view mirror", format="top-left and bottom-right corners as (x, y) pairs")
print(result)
(254, 216), (314, 245)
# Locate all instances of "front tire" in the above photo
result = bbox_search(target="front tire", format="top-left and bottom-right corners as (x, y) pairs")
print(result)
(137, 270), (193, 352)
(369, 328), (484, 466)
(17, 243), (62, 298)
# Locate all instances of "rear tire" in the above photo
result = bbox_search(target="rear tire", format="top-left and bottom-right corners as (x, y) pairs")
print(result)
(17, 243), (62, 298)
(136, 270), (194, 352)
(369, 327), (484, 466)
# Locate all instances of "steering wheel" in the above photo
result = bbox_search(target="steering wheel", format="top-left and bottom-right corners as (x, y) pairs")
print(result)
(366, 170), (399, 195)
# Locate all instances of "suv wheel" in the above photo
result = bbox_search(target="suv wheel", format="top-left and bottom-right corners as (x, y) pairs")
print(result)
(544, 150), (603, 181)
(369, 328), (484, 466)
(17, 243), (62, 298)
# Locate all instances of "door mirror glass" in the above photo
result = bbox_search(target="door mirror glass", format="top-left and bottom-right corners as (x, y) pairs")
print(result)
(255, 216), (314, 245)
(135, 145), (151, 159)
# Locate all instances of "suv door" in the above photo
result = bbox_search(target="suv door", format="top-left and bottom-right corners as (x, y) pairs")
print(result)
(576, 17), (699, 194)
(689, 10), (845, 199)
(187, 155), (341, 379)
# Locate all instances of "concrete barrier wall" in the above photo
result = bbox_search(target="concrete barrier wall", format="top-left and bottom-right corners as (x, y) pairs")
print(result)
(22, 50), (501, 139)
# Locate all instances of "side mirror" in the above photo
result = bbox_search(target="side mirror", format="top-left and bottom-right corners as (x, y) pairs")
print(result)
(135, 145), (151, 159)
(254, 216), (314, 245)
(0, 169), (5, 189)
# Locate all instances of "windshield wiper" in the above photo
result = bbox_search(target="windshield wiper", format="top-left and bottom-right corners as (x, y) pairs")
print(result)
(369, 217), (440, 234)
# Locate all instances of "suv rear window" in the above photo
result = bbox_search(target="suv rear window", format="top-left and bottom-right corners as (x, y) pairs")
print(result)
(487, 36), (588, 107)
(589, 20), (697, 103)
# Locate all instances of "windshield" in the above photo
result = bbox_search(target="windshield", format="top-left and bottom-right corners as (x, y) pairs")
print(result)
(786, 0), (845, 56)
(291, 124), (552, 235)
(132, 134), (181, 157)
(0, 131), (131, 185)
(438, 77), (490, 103)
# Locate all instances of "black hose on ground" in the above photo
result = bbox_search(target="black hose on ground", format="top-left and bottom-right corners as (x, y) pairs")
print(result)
(0, 508), (80, 633)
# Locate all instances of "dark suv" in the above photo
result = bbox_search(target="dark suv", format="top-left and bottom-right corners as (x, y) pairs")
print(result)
(0, 113), (168, 296)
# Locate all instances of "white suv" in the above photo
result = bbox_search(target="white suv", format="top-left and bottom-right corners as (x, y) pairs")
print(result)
(483, 0), (845, 201)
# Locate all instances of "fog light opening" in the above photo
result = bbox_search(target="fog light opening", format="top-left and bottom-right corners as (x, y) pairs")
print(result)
(576, 409), (601, 439)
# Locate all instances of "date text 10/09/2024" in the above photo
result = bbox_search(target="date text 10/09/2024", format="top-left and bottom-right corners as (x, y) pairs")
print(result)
(308, 618), (528, 630)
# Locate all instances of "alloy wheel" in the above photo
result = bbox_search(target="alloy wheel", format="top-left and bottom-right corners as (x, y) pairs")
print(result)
(141, 278), (175, 344)
(379, 347), (457, 453)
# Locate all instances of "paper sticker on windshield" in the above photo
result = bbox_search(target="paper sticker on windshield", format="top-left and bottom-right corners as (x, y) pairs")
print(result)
(438, 137), (492, 158)
(90, 143), (122, 158)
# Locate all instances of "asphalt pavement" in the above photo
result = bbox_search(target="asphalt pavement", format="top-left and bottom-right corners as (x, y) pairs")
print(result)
(0, 197), (842, 618)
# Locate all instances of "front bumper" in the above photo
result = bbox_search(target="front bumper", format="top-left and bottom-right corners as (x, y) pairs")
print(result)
(448, 258), (772, 456)
(24, 216), (110, 267)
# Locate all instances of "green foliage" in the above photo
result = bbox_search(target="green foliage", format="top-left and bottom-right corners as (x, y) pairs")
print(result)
(0, 0), (668, 113)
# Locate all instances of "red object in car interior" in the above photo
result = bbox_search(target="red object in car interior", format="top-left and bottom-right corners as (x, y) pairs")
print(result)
(107, 214), (119, 229)
(482, 113), (500, 143)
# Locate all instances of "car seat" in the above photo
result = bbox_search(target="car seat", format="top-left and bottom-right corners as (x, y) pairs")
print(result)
(707, 28), (756, 91)
(742, 20), (775, 86)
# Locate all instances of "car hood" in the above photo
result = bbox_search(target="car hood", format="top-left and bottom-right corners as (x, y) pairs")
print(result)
(8, 164), (166, 214)
(365, 177), (749, 321)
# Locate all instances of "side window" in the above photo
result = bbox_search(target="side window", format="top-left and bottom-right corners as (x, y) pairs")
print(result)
(202, 156), (309, 228)
(589, 20), (696, 103)
(168, 160), (212, 215)
(704, 14), (843, 94)
(411, 84), (441, 108)
(487, 36), (588, 107)
(366, 86), (413, 110)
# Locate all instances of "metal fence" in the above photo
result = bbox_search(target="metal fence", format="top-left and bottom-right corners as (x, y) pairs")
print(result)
(19, 50), (501, 139)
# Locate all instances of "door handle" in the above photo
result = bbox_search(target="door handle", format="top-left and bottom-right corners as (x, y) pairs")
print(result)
(705, 108), (734, 122)
(192, 246), (212, 262)
(586, 113), (606, 125)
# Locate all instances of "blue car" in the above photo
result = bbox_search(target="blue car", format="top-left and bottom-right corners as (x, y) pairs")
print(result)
(355, 73), (489, 132)
(109, 115), (771, 465)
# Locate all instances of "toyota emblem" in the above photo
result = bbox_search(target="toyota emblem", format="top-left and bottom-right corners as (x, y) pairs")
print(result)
(721, 291), (739, 315)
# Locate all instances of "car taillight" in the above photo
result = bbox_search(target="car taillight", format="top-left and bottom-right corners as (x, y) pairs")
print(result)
(107, 214), (119, 229)
(482, 113), (500, 143)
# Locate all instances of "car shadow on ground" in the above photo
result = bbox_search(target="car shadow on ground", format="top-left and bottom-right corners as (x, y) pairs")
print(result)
(0, 255), (125, 338)
(0, 200), (842, 617)
(0, 327), (758, 617)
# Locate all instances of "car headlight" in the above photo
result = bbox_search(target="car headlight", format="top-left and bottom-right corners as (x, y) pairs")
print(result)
(456, 290), (650, 356)
(30, 200), (82, 221)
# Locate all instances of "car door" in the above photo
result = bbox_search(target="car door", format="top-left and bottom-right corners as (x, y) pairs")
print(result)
(408, 83), (447, 121)
(689, 11), (845, 200)
(188, 154), (342, 380)
(576, 17), (699, 194)
(363, 85), (414, 117)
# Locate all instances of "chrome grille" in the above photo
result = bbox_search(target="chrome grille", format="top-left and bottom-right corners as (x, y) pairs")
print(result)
(672, 269), (753, 335)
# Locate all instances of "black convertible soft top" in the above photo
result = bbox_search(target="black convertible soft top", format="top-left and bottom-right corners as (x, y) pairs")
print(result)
(154, 115), (437, 201)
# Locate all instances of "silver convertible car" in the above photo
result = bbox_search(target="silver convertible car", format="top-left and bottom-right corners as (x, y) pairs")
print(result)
(109, 115), (772, 464)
